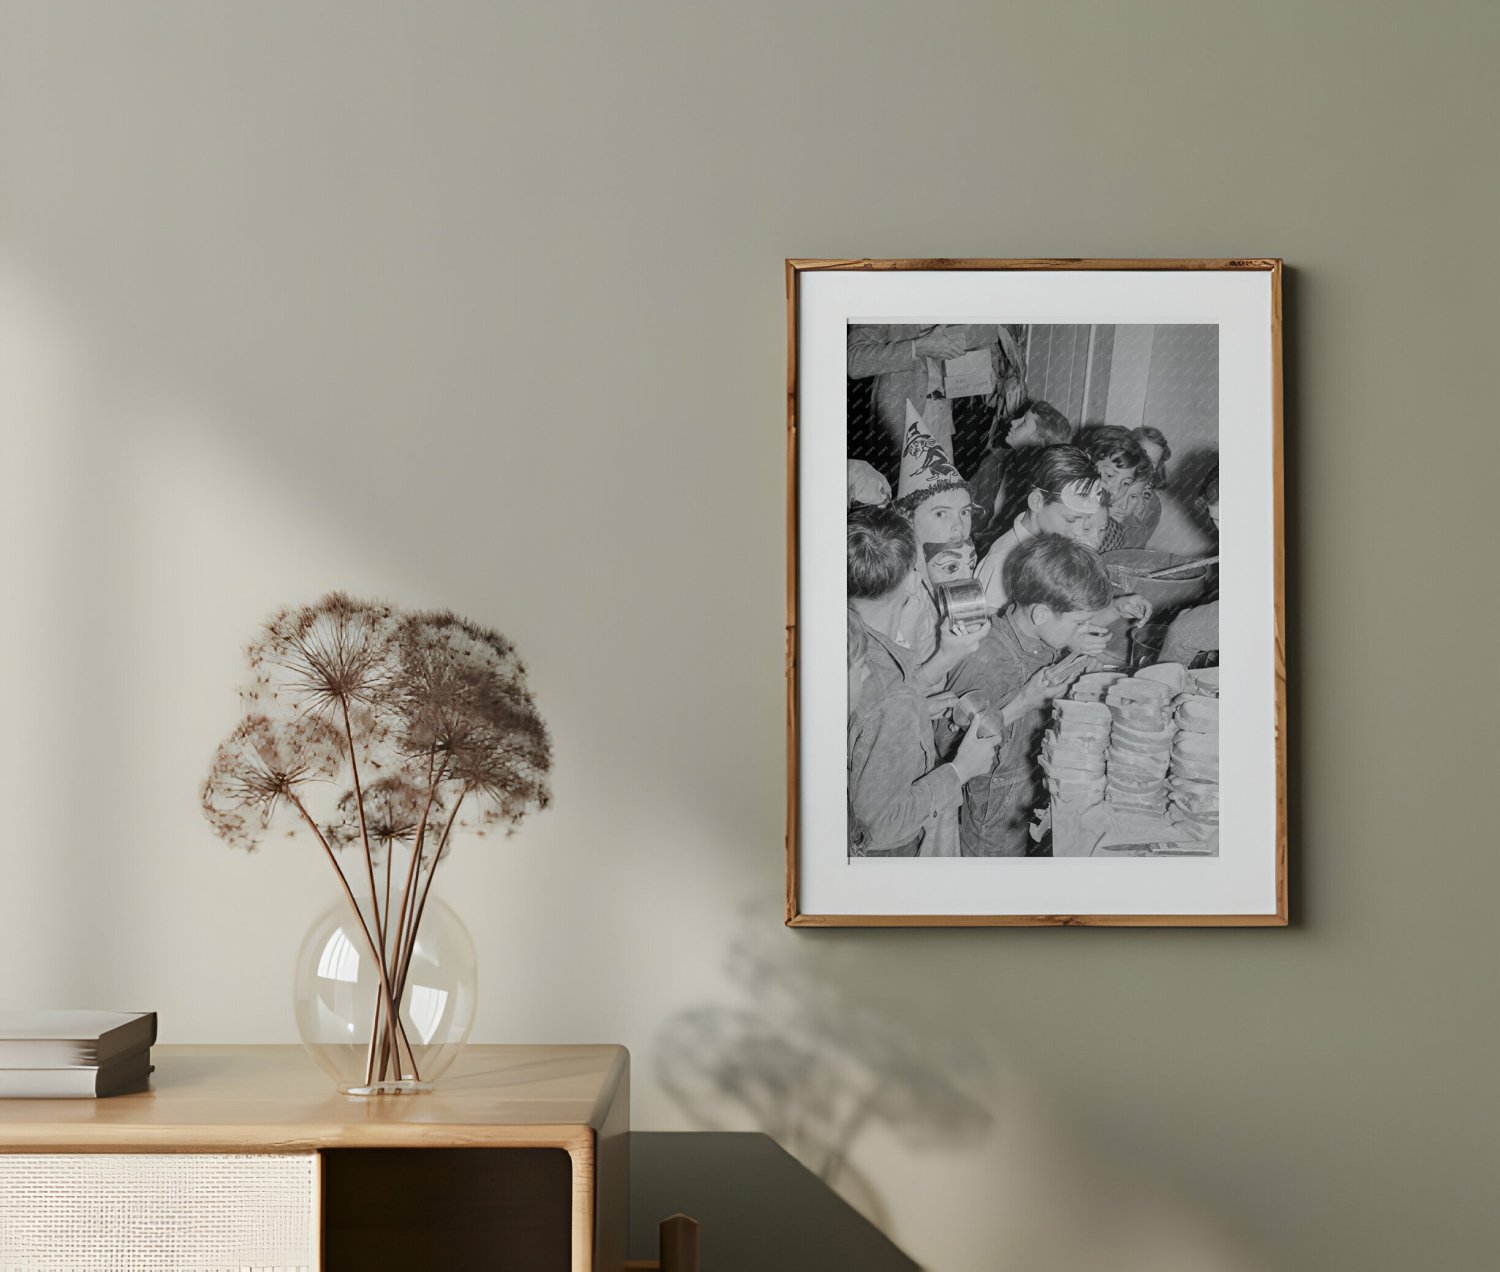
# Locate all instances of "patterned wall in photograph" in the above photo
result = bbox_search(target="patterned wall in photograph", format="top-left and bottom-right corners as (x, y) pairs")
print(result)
(1023, 324), (1092, 424)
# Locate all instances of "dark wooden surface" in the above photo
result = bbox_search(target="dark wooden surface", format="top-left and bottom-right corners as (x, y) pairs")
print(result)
(322, 1147), (572, 1270)
(630, 1133), (917, 1271)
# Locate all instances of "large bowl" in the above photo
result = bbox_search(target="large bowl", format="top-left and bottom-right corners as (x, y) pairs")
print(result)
(1103, 549), (1212, 616)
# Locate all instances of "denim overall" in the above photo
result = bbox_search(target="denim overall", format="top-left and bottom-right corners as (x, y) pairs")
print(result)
(955, 614), (1053, 858)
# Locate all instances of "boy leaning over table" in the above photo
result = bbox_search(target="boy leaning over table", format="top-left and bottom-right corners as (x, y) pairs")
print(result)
(973, 446), (1151, 660)
(937, 534), (1113, 858)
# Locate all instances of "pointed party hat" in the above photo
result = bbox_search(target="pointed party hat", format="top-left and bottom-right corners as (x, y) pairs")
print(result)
(895, 400), (968, 509)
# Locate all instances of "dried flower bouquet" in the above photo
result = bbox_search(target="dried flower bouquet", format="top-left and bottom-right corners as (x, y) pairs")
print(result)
(202, 593), (551, 1087)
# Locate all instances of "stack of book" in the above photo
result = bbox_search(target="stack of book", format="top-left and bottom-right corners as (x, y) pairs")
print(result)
(0, 1010), (157, 1098)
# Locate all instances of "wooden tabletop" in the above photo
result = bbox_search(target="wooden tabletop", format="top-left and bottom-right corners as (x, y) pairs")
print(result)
(0, 1044), (629, 1153)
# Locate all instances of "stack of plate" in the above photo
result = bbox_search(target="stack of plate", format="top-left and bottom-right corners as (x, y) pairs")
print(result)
(1169, 695), (1220, 838)
(1103, 678), (1176, 814)
(1039, 698), (1111, 807)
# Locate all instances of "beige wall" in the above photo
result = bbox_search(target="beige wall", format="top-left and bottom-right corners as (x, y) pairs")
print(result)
(1, 3), (1494, 1269)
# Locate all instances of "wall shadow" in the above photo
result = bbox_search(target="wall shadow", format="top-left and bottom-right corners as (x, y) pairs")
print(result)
(654, 908), (998, 1231)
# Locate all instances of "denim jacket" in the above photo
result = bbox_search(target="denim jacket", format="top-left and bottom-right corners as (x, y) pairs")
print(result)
(941, 610), (1058, 857)
(848, 623), (962, 856)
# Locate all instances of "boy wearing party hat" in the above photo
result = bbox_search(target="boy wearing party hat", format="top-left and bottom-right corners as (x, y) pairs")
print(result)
(888, 401), (987, 686)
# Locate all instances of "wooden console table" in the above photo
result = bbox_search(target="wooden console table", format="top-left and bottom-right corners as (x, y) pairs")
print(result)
(0, 1043), (629, 1272)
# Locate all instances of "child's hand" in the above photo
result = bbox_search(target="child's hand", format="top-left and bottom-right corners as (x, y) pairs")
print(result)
(917, 620), (991, 693)
(846, 459), (891, 507)
(1044, 651), (1094, 690)
(1019, 653), (1091, 711)
(912, 618), (996, 690)
(1069, 623), (1112, 657)
(951, 717), (1003, 784)
(937, 618), (990, 662)
(925, 691), (959, 720)
(1113, 593), (1153, 625)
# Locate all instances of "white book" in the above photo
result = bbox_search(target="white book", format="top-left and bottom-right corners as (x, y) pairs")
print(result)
(0, 1048), (153, 1098)
(0, 1010), (157, 1068)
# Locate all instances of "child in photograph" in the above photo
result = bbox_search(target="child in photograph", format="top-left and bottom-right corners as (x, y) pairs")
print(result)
(975, 445), (1151, 656)
(919, 535), (981, 856)
(975, 446), (1108, 608)
(846, 505), (1001, 857)
(971, 398), (1074, 550)
(887, 403), (989, 685)
(939, 535), (1112, 857)
(1134, 426), (1172, 488)
(1077, 425), (1157, 552)
(1113, 425), (1171, 550)
(1160, 466), (1220, 666)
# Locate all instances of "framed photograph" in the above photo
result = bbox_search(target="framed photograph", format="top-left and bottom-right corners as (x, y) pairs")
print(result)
(786, 259), (1285, 927)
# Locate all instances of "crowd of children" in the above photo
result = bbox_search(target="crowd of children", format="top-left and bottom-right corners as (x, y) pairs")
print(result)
(845, 397), (1217, 858)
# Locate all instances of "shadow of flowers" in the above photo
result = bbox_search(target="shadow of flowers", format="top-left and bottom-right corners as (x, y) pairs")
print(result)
(655, 912), (998, 1228)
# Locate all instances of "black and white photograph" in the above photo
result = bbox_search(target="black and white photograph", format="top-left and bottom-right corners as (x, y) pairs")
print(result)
(789, 261), (1284, 925)
(845, 321), (1222, 861)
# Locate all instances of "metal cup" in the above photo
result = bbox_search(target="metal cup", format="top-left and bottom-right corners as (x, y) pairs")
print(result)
(935, 578), (988, 634)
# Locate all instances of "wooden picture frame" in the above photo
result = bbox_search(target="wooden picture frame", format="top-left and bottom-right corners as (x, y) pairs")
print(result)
(786, 259), (1285, 927)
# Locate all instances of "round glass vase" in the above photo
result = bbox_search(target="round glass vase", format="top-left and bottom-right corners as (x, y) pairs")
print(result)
(293, 893), (477, 1095)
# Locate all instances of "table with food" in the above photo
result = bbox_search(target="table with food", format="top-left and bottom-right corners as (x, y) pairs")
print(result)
(1043, 547), (1220, 858)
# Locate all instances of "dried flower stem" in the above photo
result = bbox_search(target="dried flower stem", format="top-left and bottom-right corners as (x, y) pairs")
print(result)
(287, 791), (414, 1082)
(333, 702), (393, 1086)
(341, 700), (385, 947)
(387, 750), (440, 983)
(382, 852), (393, 959)
(395, 784), (469, 1002)
(387, 756), (438, 996)
(337, 699), (392, 1089)
(364, 847), (398, 1086)
(373, 749), (443, 1083)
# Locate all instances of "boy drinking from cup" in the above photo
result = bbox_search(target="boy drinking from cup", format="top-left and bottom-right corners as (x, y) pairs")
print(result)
(847, 505), (1002, 856)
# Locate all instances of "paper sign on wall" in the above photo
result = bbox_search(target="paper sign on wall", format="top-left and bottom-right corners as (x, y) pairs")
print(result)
(942, 348), (994, 398)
